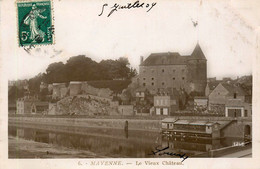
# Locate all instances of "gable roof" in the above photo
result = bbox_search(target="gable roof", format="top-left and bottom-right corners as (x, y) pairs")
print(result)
(207, 81), (221, 90)
(221, 83), (247, 96)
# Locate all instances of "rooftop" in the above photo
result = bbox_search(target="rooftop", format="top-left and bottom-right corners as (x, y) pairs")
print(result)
(140, 44), (206, 66)
(221, 83), (247, 96)
(207, 81), (221, 90)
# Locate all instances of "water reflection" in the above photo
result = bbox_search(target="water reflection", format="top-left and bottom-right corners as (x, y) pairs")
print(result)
(9, 125), (244, 158)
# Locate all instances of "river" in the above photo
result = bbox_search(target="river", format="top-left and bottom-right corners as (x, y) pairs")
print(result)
(8, 124), (245, 158)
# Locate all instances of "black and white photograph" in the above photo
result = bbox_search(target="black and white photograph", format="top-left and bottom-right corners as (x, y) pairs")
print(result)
(0, 0), (260, 168)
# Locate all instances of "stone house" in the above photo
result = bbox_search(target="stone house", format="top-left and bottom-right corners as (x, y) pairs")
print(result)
(135, 87), (147, 101)
(30, 102), (49, 114)
(16, 96), (46, 114)
(154, 94), (170, 115)
(208, 83), (251, 117)
(153, 88), (179, 115)
(16, 96), (36, 114)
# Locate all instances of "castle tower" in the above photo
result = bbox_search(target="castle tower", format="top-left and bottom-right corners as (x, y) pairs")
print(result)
(187, 43), (207, 95)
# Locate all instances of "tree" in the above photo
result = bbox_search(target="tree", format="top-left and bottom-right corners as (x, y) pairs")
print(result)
(128, 67), (137, 79)
(28, 73), (45, 95)
(46, 62), (66, 83)
(8, 86), (24, 103)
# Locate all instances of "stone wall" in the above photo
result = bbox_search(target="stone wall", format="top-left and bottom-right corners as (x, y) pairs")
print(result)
(9, 117), (161, 131)
(56, 95), (118, 115)
(118, 105), (134, 116)
(81, 82), (113, 98)
(69, 82), (82, 96)
(220, 120), (252, 138)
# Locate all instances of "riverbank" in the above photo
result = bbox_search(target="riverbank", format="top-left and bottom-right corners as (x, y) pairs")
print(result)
(9, 136), (104, 158)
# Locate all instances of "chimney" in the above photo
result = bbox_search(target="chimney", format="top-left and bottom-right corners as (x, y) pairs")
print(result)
(140, 56), (144, 64)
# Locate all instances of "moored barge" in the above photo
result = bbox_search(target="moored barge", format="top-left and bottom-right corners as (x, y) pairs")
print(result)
(161, 118), (221, 139)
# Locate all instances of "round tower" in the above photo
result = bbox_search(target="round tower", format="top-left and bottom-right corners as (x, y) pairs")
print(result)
(187, 44), (207, 95)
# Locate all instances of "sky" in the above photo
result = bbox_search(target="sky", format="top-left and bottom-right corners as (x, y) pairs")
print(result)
(1, 0), (259, 80)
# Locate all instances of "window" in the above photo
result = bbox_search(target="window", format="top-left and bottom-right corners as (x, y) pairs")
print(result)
(162, 82), (165, 86)
(143, 78), (146, 80)
(182, 77), (185, 80)
(245, 110), (248, 117)
(173, 69), (175, 73)
(151, 82), (154, 86)
(143, 83), (146, 86)
(234, 93), (237, 99)
(160, 108), (163, 115)
(162, 69), (164, 73)
(173, 77), (175, 80)
(151, 78), (154, 80)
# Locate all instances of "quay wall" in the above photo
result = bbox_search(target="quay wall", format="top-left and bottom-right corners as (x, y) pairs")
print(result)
(9, 116), (161, 132)
(9, 116), (251, 137)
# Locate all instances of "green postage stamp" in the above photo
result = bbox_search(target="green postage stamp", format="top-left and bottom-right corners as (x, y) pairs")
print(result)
(17, 0), (54, 46)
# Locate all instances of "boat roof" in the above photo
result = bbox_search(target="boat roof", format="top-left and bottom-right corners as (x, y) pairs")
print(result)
(162, 118), (177, 123)
(189, 121), (208, 125)
(162, 118), (221, 126)
(174, 119), (190, 125)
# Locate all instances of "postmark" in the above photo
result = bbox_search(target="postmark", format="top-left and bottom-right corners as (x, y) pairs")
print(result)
(17, 0), (54, 47)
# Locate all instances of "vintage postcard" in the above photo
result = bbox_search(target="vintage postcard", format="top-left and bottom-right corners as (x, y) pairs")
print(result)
(0, 0), (260, 169)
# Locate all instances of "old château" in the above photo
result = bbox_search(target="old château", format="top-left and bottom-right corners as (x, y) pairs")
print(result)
(137, 43), (207, 95)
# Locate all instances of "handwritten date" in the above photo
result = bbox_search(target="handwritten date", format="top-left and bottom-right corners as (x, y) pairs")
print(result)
(99, 0), (157, 17)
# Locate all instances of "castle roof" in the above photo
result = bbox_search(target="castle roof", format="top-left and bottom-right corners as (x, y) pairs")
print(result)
(140, 52), (188, 66)
(191, 43), (206, 60)
(140, 44), (206, 66)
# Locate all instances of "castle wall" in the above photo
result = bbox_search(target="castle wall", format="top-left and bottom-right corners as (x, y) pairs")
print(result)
(69, 83), (82, 96)
(81, 82), (113, 98)
(138, 56), (207, 95)
(52, 83), (66, 99)
(138, 65), (188, 92)
(60, 87), (69, 98)
(187, 59), (207, 94)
